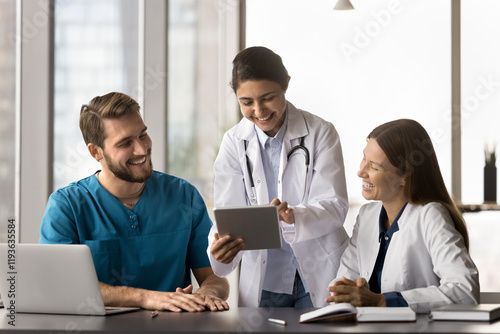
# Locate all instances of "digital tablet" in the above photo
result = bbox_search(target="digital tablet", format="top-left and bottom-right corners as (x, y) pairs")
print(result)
(213, 205), (282, 250)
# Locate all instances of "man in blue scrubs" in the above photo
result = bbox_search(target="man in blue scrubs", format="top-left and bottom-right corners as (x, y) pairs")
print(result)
(40, 92), (229, 312)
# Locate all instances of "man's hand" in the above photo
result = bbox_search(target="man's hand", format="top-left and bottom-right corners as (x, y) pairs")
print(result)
(325, 276), (386, 307)
(192, 266), (230, 311)
(99, 266), (230, 313)
(191, 290), (229, 312)
(141, 285), (209, 312)
(99, 282), (213, 312)
(173, 284), (229, 312)
(210, 233), (245, 264)
(270, 198), (295, 224)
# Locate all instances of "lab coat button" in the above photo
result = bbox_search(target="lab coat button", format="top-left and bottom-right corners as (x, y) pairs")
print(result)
(363, 271), (369, 277)
(257, 179), (261, 183)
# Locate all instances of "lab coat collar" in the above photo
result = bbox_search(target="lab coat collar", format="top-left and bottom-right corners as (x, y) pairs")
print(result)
(377, 203), (407, 241)
(284, 101), (309, 141)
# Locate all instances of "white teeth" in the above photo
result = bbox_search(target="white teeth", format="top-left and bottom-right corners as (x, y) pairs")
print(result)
(129, 157), (146, 165)
(363, 182), (375, 189)
(257, 115), (271, 121)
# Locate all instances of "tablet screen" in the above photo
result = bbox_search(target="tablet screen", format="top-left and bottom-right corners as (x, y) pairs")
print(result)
(213, 205), (282, 250)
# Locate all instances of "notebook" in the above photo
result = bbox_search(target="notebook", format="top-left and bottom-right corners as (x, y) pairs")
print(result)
(430, 304), (500, 322)
(0, 243), (140, 315)
(299, 303), (416, 323)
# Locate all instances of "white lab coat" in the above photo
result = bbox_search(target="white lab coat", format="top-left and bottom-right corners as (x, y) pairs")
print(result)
(209, 101), (349, 307)
(332, 201), (479, 313)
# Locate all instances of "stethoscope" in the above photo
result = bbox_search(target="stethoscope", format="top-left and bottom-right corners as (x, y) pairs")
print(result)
(245, 136), (310, 204)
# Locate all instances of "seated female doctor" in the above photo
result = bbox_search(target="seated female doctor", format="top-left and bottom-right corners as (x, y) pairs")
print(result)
(208, 46), (349, 308)
(326, 119), (479, 313)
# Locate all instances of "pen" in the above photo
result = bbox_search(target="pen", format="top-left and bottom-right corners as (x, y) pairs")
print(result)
(151, 310), (159, 318)
(268, 318), (287, 326)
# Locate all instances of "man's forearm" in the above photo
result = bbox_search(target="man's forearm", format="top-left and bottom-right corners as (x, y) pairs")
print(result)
(99, 281), (216, 312)
(99, 282), (147, 307)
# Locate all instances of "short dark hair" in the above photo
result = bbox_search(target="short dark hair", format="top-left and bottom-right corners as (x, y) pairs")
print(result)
(230, 46), (289, 92)
(79, 92), (141, 148)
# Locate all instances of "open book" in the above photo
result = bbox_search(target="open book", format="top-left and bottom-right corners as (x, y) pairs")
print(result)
(299, 303), (416, 323)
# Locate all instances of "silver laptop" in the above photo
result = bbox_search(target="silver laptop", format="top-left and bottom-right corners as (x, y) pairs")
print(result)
(0, 243), (140, 315)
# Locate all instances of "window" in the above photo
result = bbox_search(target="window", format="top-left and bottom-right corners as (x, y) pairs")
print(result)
(0, 0), (16, 242)
(53, 0), (139, 190)
(461, 0), (500, 205)
(168, 0), (239, 208)
(246, 0), (452, 206)
(462, 0), (500, 291)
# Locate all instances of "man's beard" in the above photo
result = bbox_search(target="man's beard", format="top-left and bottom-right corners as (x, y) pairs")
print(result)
(103, 149), (153, 183)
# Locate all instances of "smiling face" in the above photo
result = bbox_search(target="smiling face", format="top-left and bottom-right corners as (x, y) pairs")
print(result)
(98, 112), (153, 183)
(236, 79), (288, 137)
(357, 138), (406, 206)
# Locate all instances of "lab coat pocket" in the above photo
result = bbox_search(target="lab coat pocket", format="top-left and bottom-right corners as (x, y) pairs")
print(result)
(320, 229), (349, 254)
(318, 231), (349, 271)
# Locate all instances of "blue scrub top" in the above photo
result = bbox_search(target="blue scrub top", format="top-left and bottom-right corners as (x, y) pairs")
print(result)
(40, 171), (212, 292)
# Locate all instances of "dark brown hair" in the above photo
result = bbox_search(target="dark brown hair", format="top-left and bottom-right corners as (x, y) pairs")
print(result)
(79, 92), (141, 148)
(369, 119), (469, 250)
(230, 46), (289, 92)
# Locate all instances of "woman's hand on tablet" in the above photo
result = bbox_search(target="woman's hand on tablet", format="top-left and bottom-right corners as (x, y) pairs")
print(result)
(210, 233), (245, 264)
(270, 198), (295, 225)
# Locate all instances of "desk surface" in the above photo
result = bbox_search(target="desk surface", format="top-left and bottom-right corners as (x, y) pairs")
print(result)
(1, 307), (500, 333)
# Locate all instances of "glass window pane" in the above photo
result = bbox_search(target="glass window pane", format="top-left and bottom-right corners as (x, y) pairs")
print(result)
(53, 0), (139, 190)
(461, 0), (500, 205)
(246, 0), (451, 206)
(0, 0), (17, 243)
(462, 0), (500, 292)
(168, 0), (238, 208)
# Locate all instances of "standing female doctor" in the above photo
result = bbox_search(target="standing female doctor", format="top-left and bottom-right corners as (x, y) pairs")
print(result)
(208, 46), (349, 308)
